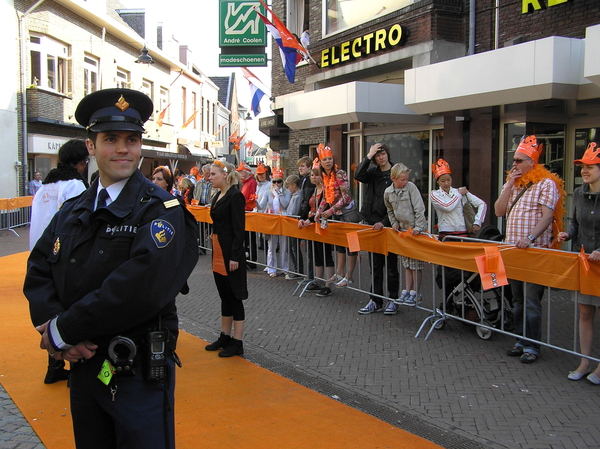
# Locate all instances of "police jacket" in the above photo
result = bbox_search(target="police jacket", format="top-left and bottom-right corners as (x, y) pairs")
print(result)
(24, 170), (199, 352)
(354, 157), (393, 226)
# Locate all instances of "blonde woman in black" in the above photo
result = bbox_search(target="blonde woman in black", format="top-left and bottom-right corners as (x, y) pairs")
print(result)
(205, 160), (248, 357)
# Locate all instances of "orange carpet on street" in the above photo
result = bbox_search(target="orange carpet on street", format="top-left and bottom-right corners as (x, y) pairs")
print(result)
(0, 252), (440, 448)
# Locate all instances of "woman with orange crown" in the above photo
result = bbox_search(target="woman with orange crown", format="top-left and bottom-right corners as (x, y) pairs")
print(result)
(430, 158), (487, 240)
(557, 142), (600, 383)
(314, 144), (360, 297)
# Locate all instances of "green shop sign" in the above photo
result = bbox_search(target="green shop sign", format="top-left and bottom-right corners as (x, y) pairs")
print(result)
(219, 0), (266, 47)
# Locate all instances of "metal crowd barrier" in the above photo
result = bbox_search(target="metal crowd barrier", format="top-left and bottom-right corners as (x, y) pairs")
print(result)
(0, 197), (32, 237)
(190, 207), (600, 366)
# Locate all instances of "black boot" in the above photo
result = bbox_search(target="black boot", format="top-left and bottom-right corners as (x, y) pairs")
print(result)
(44, 356), (70, 384)
(218, 338), (244, 358)
(205, 332), (232, 351)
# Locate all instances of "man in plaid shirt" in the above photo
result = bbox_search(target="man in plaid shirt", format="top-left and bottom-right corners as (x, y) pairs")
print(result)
(495, 135), (560, 364)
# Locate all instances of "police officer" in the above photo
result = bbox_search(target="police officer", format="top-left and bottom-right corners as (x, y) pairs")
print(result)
(24, 88), (199, 449)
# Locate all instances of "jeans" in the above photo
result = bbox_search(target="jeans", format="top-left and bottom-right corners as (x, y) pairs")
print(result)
(510, 280), (545, 355)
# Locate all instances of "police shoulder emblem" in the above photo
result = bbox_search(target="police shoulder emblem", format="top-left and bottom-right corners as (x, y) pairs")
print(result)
(150, 220), (175, 248)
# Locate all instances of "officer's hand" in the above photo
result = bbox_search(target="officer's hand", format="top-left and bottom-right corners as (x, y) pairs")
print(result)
(229, 260), (239, 271)
(36, 321), (65, 360)
(62, 341), (98, 362)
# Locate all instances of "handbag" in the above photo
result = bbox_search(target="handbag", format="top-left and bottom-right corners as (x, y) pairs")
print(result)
(462, 194), (477, 235)
(341, 199), (360, 223)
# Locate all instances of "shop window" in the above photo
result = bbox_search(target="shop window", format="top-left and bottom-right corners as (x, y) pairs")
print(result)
(83, 55), (98, 96)
(29, 34), (70, 94)
(325, 0), (414, 35)
(504, 123), (565, 180)
(365, 131), (431, 209)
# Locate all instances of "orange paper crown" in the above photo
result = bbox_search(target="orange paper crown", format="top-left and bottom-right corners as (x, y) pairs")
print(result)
(271, 167), (284, 179)
(235, 161), (252, 173)
(573, 142), (600, 165)
(516, 135), (543, 163)
(431, 159), (452, 180)
(312, 157), (321, 169)
(316, 143), (333, 160)
(255, 163), (268, 174)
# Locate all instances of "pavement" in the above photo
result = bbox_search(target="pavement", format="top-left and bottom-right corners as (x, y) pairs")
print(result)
(2, 226), (600, 449)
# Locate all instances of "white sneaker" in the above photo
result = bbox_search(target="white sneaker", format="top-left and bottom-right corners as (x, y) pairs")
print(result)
(383, 301), (397, 315)
(394, 290), (409, 305)
(358, 300), (382, 315)
(404, 290), (418, 307)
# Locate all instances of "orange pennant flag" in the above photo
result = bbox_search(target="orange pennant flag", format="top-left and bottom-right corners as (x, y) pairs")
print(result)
(314, 222), (328, 237)
(475, 246), (508, 291)
(156, 103), (170, 127)
(580, 245), (590, 275)
(346, 231), (361, 253)
(181, 110), (198, 129)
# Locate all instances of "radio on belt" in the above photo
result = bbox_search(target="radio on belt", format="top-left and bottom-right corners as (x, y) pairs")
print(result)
(145, 330), (168, 381)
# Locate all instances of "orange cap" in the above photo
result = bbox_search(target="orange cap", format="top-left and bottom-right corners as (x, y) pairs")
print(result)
(255, 163), (268, 174)
(431, 159), (452, 180)
(235, 161), (252, 173)
(516, 135), (543, 163)
(573, 142), (600, 165)
(316, 143), (333, 160)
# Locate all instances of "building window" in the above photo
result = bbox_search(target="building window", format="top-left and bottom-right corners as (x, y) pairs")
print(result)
(192, 92), (197, 129)
(287, 0), (310, 36)
(141, 79), (154, 102)
(201, 97), (205, 132)
(83, 55), (98, 96)
(29, 34), (70, 93)
(212, 103), (216, 134)
(116, 68), (130, 88)
(324, 0), (413, 35)
(159, 87), (169, 123)
(182, 87), (187, 124)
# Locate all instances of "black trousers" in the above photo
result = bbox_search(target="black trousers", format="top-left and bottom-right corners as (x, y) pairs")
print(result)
(370, 252), (400, 307)
(70, 354), (175, 449)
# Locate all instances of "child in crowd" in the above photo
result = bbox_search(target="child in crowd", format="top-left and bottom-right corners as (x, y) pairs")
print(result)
(383, 163), (428, 306)
(285, 175), (303, 280)
(263, 168), (290, 277)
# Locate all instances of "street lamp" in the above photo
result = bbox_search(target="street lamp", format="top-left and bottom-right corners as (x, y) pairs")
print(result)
(135, 45), (155, 64)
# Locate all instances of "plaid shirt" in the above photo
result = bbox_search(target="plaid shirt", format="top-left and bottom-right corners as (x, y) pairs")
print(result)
(503, 177), (559, 248)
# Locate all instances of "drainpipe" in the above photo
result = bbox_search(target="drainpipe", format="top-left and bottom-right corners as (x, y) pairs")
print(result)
(469, 0), (475, 55)
(494, 0), (500, 49)
(18, 0), (47, 196)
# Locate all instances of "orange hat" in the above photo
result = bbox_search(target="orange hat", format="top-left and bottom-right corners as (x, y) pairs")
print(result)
(255, 163), (268, 174)
(190, 166), (199, 175)
(431, 159), (452, 180)
(312, 157), (320, 169)
(271, 167), (284, 179)
(316, 143), (333, 160)
(516, 135), (543, 163)
(235, 161), (252, 173)
(573, 142), (600, 165)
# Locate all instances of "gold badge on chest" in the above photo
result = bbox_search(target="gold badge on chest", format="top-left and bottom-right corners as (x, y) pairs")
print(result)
(53, 237), (61, 255)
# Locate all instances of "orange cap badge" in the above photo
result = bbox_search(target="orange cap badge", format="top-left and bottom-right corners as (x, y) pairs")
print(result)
(431, 159), (452, 180)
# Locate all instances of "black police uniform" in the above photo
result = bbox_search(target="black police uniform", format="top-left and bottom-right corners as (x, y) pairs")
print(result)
(23, 88), (199, 449)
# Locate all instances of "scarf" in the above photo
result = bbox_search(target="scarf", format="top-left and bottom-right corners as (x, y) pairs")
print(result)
(322, 168), (338, 205)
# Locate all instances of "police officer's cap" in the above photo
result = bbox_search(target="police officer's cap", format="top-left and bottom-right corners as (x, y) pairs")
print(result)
(75, 88), (153, 133)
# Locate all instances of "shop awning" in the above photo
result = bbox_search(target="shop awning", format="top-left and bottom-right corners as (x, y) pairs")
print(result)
(404, 35), (600, 115)
(281, 82), (429, 130)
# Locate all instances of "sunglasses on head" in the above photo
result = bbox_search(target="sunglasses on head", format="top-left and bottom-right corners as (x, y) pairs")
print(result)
(273, 180), (283, 184)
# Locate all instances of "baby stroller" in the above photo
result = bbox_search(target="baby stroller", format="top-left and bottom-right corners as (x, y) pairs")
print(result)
(434, 226), (514, 340)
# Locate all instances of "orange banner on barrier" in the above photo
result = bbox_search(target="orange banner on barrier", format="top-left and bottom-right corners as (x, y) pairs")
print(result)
(0, 197), (33, 211)
(188, 208), (599, 295)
